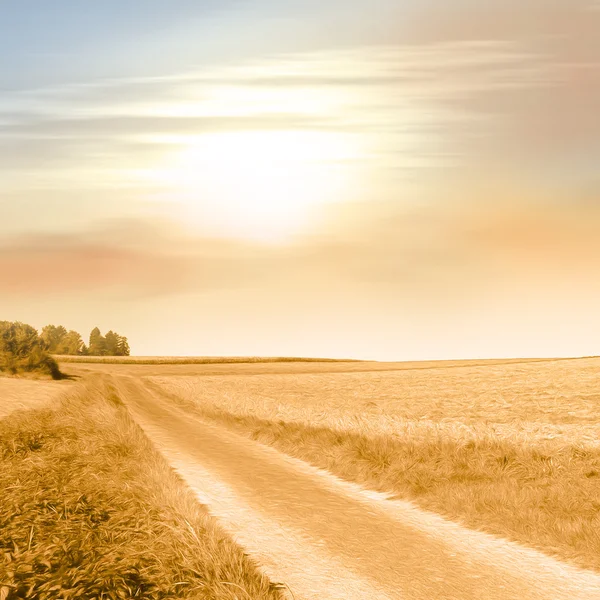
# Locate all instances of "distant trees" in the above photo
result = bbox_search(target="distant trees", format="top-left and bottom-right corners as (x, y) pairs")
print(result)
(38, 324), (130, 357)
(88, 327), (130, 356)
(41, 325), (85, 355)
(0, 320), (131, 378)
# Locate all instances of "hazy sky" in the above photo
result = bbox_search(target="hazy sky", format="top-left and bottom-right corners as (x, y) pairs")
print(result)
(1, 0), (599, 359)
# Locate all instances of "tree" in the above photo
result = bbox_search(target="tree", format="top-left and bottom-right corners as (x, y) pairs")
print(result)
(104, 330), (120, 356)
(61, 330), (85, 355)
(40, 325), (67, 353)
(40, 325), (89, 355)
(88, 327), (107, 356)
(104, 330), (130, 356)
(117, 336), (130, 357)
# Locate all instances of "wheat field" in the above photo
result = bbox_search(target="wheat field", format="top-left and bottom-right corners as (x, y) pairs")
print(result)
(56, 355), (354, 365)
(148, 357), (600, 571)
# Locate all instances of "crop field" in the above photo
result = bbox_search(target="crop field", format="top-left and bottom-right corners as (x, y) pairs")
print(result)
(56, 355), (356, 365)
(148, 357), (600, 572)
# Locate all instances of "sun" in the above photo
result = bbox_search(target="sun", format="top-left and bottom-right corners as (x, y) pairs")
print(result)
(151, 130), (360, 242)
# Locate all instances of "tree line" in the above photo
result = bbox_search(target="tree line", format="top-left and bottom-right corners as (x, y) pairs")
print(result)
(41, 325), (130, 356)
(0, 321), (131, 379)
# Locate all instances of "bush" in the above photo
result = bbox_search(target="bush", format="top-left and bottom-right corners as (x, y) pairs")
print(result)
(0, 321), (63, 380)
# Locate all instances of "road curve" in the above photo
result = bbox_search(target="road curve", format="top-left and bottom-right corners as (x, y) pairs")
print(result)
(114, 375), (600, 600)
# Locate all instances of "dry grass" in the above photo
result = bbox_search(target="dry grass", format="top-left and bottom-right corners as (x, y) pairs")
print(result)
(148, 357), (600, 572)
(0, 376), (283, 600)
(0, 378), (72, 420)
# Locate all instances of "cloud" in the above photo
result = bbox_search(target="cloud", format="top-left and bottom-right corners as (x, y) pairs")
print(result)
(1, 114), (339, 142)
(293, 189), (600, 307)
(0, 233), (181, 298)
(0, 218), (274, 299)
(0, 39), (559, 197)
(407, 0), (600, 46)
(2, 1), (597, 158)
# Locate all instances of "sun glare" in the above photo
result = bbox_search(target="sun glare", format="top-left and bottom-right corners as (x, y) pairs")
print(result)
(150, 131), (361, 242)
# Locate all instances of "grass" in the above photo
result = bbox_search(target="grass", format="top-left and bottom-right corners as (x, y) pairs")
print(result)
(0, 378), (71, 420)
(56, 355), (358, 365)
(0, 376), (283, 600)
(148, 357), (600, 572)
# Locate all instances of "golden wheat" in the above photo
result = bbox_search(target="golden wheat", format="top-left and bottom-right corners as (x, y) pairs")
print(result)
(149, 357), (600, 572)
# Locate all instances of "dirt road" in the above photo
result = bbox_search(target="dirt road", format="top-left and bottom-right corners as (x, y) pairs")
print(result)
(114, 375), (600, 600)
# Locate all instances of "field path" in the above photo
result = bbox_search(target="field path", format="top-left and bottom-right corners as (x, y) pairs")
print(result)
(114, 374), (600, 600)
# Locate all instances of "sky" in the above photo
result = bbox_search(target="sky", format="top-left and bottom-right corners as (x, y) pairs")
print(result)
(1, 0), (599, 360)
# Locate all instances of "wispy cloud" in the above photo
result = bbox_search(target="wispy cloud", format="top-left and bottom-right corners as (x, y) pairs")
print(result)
(0, 39), (561, 207)
(2, 191), (599, 303)
(0, 219), (274, 298)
